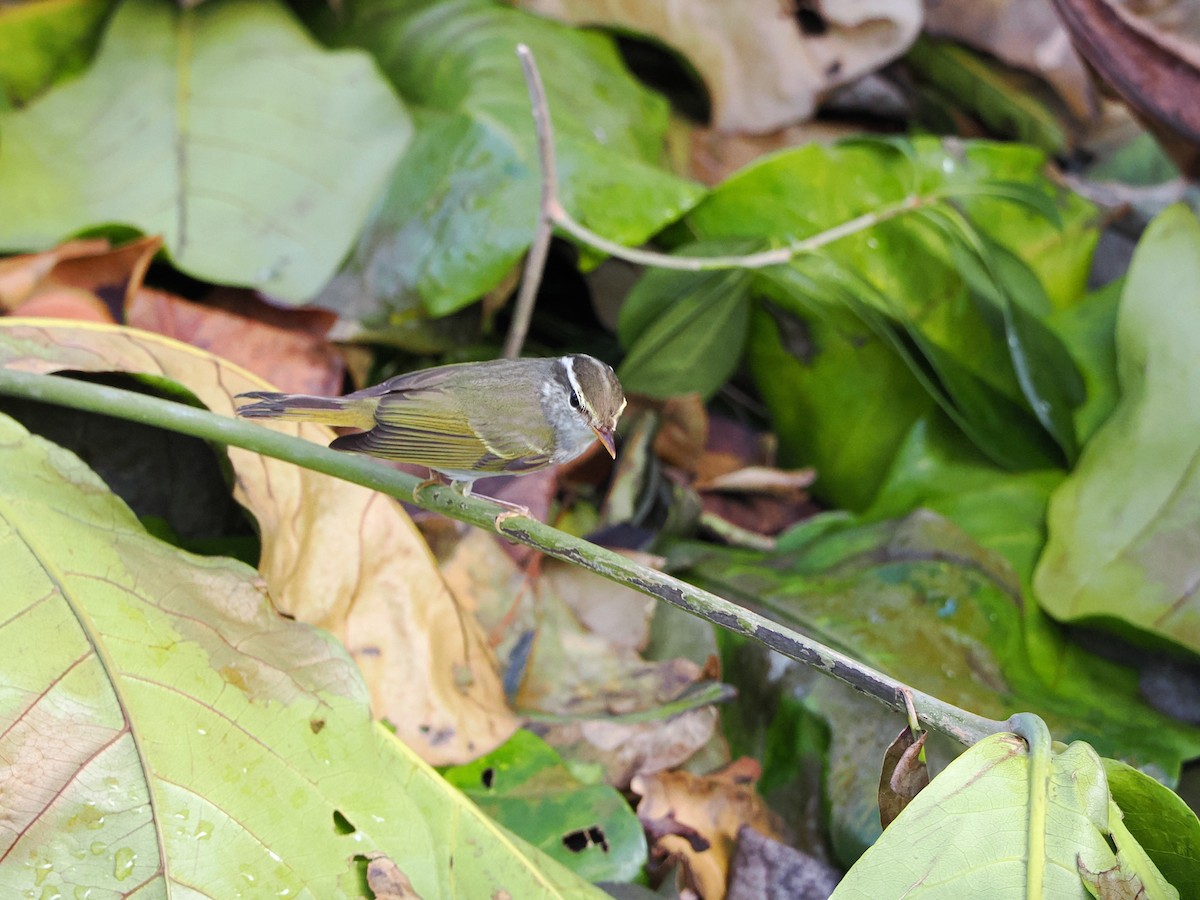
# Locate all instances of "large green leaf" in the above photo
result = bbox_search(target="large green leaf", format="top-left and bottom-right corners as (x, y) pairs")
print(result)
(0, 412), (602, 898)
(0, 0), (411, 302)
(1036, 205), (1200, 651)
(318, 0), (703, 321)
(867, 413), (1063, 584)
(0, 0), (111, 107)
(833, 729), (1176, 898)
(670, 512), (1200, 778)
(441, 729), (647, 883)
(627, 139), (1095, 508)
(1104, 758), (1200, 897)
(617, 243), (756, 400)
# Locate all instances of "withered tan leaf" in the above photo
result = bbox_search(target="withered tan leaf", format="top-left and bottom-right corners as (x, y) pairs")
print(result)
(0, 319), (517, 763)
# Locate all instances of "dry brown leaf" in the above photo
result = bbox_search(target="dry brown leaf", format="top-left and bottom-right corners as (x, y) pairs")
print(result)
(0, 239), (112, 310)
(442, 529), (717, 787)
(541, 551), (659, 651)
(633, 758), (784, 900)
(0, 319), (517, 763)
(127, 287), (342, 396)
(518, 0), (922, 132)
(1050, 0), (1200, 174)
(878, 726), (929, 829)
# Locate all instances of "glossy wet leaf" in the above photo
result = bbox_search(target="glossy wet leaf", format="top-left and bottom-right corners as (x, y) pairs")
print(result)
(670, 511), (1200, 777)
(1036, 205), (1200, 652)
(0, 319), (516, 764)
(833, 734), (1166, 898)
(441, 729), (647, 883)
(633, 138), (1095, 507)
(867, 413), (1063, 584)
(617, 244), (756, 400)
(1103, 758), (1200, 898)
(319, 0), (702, 322)
(0, 0), (411, 302)
(0, 414), (602, 899)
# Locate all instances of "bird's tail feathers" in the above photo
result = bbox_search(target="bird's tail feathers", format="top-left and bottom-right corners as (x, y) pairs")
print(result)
(234, 392), (376, 428)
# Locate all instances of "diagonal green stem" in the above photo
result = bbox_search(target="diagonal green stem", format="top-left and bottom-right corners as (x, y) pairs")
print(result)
(0, 367), (1010, 748)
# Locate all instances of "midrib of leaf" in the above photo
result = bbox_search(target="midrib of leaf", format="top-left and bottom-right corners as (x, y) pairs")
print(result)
(1019, 713), (1051, 899)
(0, 497), (172, 893)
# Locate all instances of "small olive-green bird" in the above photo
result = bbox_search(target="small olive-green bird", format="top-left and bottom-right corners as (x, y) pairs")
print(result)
(235, 354), (626, 498)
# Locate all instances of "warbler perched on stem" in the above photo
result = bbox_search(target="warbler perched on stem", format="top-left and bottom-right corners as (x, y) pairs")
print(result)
(235, 354), (626, 515)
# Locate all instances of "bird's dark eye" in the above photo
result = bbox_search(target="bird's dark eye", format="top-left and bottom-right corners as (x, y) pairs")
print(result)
(569, 391), (581, 409)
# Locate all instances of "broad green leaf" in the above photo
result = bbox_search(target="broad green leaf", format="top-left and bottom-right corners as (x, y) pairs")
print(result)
(0, 0), (411, 302)
(867, 414), (1063, 584)
(0, 413), (602, 899)
(1050, 279), (1121, 444)
(0, 319), (517, 764)
(669, 512), (1200, 778)
(832, 731), (1170, 899)
(745, 300), (932, 510)
(441, 729), (647, 883)
(1036, 205), (1200, 651)
(669, 139), (1095, 507)
(319, 0), (703, 321)
(617, 243), (756, 399)
(1103, 758), (1200, 897)
(0, 0), (111, 106)
(905, 36), (1068, 154)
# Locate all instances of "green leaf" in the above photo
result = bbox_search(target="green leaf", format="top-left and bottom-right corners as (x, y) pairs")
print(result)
(0, 413), (603, 898)
(832, 730), (1164, 899)
(867, 413), (1063, 584)
(1104, 758), (1200, 897)
(441, 729), (647, 883)
(0, 0), (411, 302)
(1049, 279), (1121, 445)
(905, 36), (1068, 155)
(617, 243), (757, 399)
(676, 139), (1095, 507)
(669, 513), (1200, 779)
(321, 0), (703, 320)
(1036, 205), (1200, 651)
(745, 300), (933, 510)
(0, 0), (111, 106)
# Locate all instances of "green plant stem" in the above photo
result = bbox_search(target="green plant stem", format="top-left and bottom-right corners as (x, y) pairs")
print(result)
(513, 42), (942, 273)
(0, 367), (1010, 748)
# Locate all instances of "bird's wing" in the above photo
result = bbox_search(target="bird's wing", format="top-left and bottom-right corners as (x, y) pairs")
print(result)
(331, 368), (552, 473)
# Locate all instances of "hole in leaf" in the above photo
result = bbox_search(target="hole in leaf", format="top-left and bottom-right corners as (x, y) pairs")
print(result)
(480, 767), (495, 790)
(562, 825), (609, 853)
(333, 810), (356, 835)
(309, 717), (325, 734)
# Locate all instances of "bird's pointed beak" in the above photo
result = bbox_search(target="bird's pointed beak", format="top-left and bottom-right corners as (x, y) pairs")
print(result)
(593, 426), (617, 459)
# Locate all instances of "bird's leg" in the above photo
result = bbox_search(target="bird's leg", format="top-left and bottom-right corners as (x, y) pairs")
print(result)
(411, 470), (448, 506)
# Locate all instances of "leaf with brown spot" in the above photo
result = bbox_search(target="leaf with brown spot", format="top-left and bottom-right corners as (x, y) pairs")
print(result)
(0, 319), (517, 764)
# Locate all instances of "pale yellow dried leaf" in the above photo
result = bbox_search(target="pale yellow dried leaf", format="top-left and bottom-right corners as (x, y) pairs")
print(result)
(0, 319), (516, 763)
